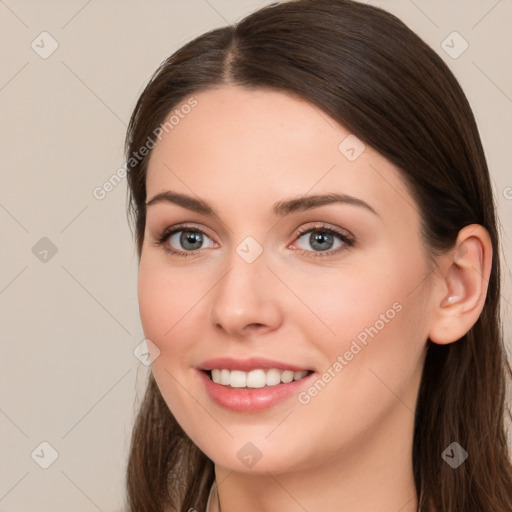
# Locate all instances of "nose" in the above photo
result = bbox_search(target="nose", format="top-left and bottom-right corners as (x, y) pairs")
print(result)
(209, 248), (283, 338)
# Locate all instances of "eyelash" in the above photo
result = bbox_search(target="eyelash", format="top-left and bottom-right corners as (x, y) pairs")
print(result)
(153, 222), (355, 259)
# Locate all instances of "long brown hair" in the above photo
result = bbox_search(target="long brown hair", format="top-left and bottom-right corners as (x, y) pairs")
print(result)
(123, 1), (512, 510)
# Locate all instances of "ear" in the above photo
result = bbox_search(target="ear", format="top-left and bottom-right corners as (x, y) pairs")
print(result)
(428, 224), (493, 345)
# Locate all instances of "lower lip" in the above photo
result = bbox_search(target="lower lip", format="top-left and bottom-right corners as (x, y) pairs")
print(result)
(198, 370), (315, 412)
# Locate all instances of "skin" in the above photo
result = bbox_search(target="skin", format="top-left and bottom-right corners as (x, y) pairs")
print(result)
(137, 85), (491, 512)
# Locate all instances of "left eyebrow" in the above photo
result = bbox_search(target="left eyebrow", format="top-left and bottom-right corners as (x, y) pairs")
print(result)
(145, 191), (378, 217)
(272, 193), (379, 217)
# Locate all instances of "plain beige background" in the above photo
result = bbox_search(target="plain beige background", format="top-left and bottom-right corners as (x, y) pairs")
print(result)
(1, 1), (511, 510)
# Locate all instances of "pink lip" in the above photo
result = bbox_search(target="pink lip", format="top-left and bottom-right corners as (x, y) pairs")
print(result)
(197, 368), (315, 412)
(197, 357), (312, 372)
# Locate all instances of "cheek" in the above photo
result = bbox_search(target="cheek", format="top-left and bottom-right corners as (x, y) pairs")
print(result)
(296, 260), (417, 345)
(137, 258), (194, 366)
(137, 255), (216, 387)
(288, 268), (428, 462)
(315, 251), (429, 394)
(137, 262), (169, 343)
(137, 258), (200, 417)
(304, 245), (431, 386)
(137, 255), (201, 341)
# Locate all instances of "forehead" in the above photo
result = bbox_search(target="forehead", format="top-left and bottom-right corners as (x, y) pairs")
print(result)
(145, 85), (417, 223)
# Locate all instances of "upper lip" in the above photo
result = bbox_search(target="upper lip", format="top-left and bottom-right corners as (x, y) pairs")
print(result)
(198, 357), (313, 372)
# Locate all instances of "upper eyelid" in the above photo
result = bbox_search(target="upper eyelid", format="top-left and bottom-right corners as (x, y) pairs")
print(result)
(295, 222), (353, 237)
(162, 222), (214, 237)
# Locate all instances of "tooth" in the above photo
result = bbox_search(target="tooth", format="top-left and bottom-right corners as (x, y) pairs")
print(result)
(229, 370), (247, 388)
(280, 370), (294, 384)
(210, 368), (309, 387)
(266, 368), (281, 386)
(246, 369), (266, 388)
(220, 369), (231, 385)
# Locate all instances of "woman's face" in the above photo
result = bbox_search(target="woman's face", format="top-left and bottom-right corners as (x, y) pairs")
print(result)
(138, 85), (435, 474)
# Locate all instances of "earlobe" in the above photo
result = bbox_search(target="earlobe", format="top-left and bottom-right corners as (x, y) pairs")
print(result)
(428, 224), (493, 345)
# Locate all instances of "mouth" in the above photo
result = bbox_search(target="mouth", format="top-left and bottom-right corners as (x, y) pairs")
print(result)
(197, 357), (316, 411)
(202, 368), (314, 388)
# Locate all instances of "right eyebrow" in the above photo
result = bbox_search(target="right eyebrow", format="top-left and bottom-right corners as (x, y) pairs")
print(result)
(146, 191), (213, 215)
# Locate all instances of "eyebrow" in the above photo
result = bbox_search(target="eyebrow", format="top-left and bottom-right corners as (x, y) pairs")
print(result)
(145, 191), (378, 217)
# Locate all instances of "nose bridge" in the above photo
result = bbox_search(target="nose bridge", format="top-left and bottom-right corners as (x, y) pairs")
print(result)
(209, 237), (281, 336)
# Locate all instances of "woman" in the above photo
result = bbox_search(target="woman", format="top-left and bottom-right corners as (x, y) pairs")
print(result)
(123, 0), (512, 510)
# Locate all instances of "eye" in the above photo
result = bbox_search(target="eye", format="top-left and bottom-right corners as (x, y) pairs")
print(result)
(153, 222), (354, 259)
(153, 224), (216, 256)
(291, 223), (354, 258)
